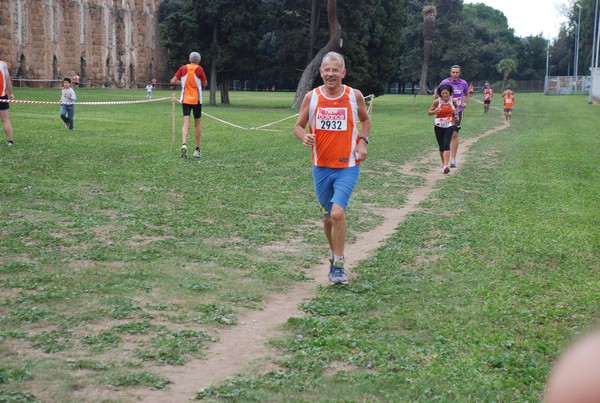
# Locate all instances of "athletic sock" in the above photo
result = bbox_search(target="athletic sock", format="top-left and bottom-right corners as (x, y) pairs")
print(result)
(333, 255), (344, 267)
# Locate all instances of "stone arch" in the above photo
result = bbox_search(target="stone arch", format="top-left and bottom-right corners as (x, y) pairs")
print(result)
(117, 60), (125, 86)
(105, 56), (113, 87)
(129, 63), (135, 87)
(80, 54), (87, 81)
(52, 56), (59, 79)
(148, 58), (155, 82)
(15, 54), (28, 78)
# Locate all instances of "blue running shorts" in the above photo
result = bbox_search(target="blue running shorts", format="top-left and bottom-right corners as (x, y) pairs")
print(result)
(312, 165), (360, 216)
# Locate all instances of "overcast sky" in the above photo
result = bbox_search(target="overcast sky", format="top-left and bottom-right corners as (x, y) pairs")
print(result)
(463, 0), (569, 40)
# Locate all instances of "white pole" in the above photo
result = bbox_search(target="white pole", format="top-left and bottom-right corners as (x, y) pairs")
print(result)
(545, 38), (550, 95)
(575, 4), (582, 90)
(592, 0), (599, 68)
(590, 0), (599, 103)
(597, 6), (600, 68)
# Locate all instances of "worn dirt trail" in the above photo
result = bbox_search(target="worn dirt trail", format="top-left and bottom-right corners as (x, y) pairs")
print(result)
(137, 121), (508, 402)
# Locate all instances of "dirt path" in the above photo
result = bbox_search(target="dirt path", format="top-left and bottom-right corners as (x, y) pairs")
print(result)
(138, 122), (508, 402)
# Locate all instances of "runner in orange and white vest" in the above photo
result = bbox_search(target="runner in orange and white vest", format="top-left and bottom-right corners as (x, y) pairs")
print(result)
(294, 51), (371, 286)
(502, 88), (515, 123)
(438, 65), (470, 168)
(170, 51), (208, 159)
(428, 84), (459, 174)
(483, 82), (493, 113)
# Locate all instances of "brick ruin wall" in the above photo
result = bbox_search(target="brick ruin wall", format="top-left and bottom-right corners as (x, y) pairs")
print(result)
(0, 0), (169, 87)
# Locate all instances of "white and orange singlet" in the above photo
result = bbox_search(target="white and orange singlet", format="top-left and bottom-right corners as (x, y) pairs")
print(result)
(434, 99), (455, 128)
(175, 63), (207, 104)
(0, 62), (9, 97)
(308, 85), (361, 168)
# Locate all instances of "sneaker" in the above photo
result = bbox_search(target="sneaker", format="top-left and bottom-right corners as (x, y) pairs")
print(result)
(449, 158), (456, 168)
(193, 149), (202, 158)
(328, 266), (348, 285)
(443, 165), (450, 174)
(65, 122), (69, 129)
(7, 141), (13, 147)
(181, 144), (187, 158)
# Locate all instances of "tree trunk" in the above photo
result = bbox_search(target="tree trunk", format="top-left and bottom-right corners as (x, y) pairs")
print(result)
(419, 6), (436, 95)
(209, 24), (218, 106)
(307, 0), (321, 65)
(292, 0), (341, 108)
(220, 80), (230, 104)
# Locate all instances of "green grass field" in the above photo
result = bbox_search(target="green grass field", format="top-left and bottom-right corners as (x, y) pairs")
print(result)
(0, 88), (598, 402)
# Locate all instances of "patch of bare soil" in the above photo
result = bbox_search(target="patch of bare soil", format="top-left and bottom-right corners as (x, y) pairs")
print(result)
(135, 123), (509, 402)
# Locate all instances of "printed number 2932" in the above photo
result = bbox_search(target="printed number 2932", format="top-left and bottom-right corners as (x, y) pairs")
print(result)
(320, 120), (343, 130)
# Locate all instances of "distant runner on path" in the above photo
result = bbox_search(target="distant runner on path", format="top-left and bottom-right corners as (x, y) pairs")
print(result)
(483, 82), (493, 113)
(502, 88), (515, 123)
(428, 84), (459, 175)
(438, 65), (470, 168)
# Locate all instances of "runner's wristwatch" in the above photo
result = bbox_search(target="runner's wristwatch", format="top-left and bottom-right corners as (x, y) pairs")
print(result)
(359, 136), (369, 144)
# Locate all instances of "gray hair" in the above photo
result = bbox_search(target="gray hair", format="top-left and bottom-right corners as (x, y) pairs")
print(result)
(321, 51), (345, 69)
(189, 52), (201, 63)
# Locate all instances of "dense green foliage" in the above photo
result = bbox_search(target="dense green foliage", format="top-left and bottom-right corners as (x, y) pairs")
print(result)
(550, 0), (597, 76)
(157, 0), (597, 94)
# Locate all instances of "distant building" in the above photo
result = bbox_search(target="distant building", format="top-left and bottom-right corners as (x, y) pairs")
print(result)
(0, 0), (168, 87)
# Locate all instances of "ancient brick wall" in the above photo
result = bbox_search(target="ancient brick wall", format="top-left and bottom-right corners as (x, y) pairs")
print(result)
(0, 0), (168, 87)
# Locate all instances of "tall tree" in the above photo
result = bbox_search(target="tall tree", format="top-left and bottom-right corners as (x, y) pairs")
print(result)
(497, 58), (517, 90)
(461, 3), (520, 81)
(292, 0), (341, 108)
(550, 0), (597, 77)
(336, 0), (405, 96)
(419, 5), (436, 94)
(255, 0), (404, 96)
(307, 0), (323, 65)
(398, 0), (469, 86)
(516, 35), (548, 80)
(550, 27), (572, 76)
(159, 0), (263, 105)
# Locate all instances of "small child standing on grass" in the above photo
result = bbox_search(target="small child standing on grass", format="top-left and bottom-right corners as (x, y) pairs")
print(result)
(60, 77), (76, 131)
(146, 82), (153, 99)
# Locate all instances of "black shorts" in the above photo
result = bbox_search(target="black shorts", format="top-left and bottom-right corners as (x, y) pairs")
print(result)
(484, 100), (491, 105)
(0, 95), (9, 110)
(182, 103), (202, 119)
(434, 125), (453, 152)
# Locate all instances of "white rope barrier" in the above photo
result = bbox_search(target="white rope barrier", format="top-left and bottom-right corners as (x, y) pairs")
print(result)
(1, 92), (375, 133)
(10, 78), (63, 82)
(201, 111), (251, 131)
(252, 113), (299, 130)
(0, 97), (171, 105)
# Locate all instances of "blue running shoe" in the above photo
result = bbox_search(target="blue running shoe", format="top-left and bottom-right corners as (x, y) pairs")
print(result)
(328, 266), (348, 285)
